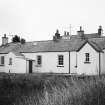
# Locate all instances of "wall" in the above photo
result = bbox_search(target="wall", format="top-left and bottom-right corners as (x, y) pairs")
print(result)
(0, 43), (101, 75)
(70, 52), (77, 74)
(13, 57), (26, 73)
(77, 43), (99, 75)
(100, 49), (105, 74)
(5, 52), (26, 73)
(22, 52), (69, 73)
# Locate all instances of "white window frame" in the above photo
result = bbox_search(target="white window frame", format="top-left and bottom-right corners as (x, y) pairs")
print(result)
(58, 55), (64, 66)
(37, 55), (42, 66)
(85, 53), (90, 63)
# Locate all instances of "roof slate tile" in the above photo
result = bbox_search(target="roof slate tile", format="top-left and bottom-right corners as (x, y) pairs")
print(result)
(0, 33), (105, 54)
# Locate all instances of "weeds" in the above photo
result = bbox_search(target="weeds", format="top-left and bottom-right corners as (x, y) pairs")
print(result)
(0, 73), (105, 105)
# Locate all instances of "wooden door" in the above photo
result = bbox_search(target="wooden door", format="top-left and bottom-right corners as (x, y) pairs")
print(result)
(29, 60), (32, 73)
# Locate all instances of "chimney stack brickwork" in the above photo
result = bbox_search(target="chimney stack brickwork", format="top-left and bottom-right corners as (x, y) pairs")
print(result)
(77, 26), (84, 36)
(53, 29), (61, 41)
(2, 34), (8, 45)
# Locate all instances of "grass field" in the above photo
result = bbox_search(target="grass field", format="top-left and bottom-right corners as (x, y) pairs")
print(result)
(0, 73), (105, 105)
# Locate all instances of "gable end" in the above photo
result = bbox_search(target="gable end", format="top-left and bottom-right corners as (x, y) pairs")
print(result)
(77, 41), (103, 53)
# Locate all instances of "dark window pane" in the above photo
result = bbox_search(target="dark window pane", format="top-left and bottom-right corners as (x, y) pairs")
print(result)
(37, 56), (42, 65)
(1, 56), (4, 65)
(85, 53), (90, 62)
(58, 55), (64, 65)
(9, 58), (12, 65)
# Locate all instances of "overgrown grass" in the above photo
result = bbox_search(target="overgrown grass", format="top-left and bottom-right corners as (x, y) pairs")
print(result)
(0, 73), (105, 105)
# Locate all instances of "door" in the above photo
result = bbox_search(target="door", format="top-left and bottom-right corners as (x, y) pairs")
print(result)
(29, 60), (32, 73)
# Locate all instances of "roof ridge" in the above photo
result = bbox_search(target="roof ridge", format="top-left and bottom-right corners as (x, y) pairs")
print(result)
(26, 40), (53, 43)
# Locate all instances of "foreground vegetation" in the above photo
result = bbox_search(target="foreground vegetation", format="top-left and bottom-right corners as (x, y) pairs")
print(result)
(0, 73), (105, 105)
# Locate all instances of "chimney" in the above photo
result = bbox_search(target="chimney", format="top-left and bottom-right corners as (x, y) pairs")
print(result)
(77, 26), (84, 36)
(55, 29), (60, 39)
(53, 29), (61, 41)
(2, 34), (8, 45)
(98, 26), (103, 36)
(77, 26), (85, 40)
(64, 31), (67, 36)
(67, 32), (69, 36)
(64, 31), (69, 36)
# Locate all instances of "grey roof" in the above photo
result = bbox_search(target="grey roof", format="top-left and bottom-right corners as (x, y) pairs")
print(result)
(70, 33), (100, 39)
(0, 34), (105, 54)
(20, 39), (86, 52)
(84, 33), (100, 38)
(11, 51), (25, 57)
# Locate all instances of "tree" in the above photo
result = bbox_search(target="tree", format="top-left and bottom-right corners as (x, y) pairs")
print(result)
(12, 35), (20, 43)
(20, 38), (26, 44)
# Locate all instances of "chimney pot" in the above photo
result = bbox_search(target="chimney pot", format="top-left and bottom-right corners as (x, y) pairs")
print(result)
(67, 32), (69, 36)
(98, 25), (103, 35)
(80, 26), (82, 31)
(64, 31), (67, 36)
(4, 34), (6, 38)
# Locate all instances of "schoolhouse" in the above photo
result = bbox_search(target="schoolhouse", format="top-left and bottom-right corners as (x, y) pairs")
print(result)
(0, 26), (105, 75)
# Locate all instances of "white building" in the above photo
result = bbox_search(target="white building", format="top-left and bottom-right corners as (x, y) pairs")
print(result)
(0, 26), (105, 75)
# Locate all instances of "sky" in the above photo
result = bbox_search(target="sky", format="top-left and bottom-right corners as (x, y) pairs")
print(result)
(0, 0), (105, 42)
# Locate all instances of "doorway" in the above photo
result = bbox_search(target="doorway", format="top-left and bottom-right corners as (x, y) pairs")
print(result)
(29, 60), (32, 73)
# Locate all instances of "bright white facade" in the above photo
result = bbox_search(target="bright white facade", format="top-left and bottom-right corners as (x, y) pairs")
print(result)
(0, 52), (27, 73)
(77, 43), (100, 75)
(0, 44), (104, 75)
(23, 52), (69, 73)
(0, 26), (105, 75)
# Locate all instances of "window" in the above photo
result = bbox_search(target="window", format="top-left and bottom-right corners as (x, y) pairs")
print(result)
(0, 56), (4, 65)
(37, 55), (42, 65)
(58, 55), (64, 66)
(85, 53), (90, 63)
(9, 58), (12, 65)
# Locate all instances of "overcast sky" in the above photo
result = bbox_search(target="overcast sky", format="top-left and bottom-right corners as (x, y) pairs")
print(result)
(0, 0), (105, 42)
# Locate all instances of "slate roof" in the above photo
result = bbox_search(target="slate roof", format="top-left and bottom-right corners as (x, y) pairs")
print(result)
(11, 51), (25, 57)
(0, 34), (105, 54)
(77, 40), (103, 52)
(0, 43), (22, 54)
(20, 39), (86, 52)
(70, 33), (100, 39)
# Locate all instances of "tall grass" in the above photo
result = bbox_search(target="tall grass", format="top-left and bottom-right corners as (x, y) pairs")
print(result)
(0, 73), (105, 105)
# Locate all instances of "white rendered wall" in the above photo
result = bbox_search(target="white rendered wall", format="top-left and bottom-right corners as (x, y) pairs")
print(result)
(100, 50), (105, 74)
(22, 52), (69, 73)
(70, 52), (77, 74)
(77, 43), (99, 75)
(5, 52), (26, 73)
(5, 52), (15, 73)
(13, 57), (26, 73)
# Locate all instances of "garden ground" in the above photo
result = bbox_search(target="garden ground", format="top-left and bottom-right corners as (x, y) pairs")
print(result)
(0, 73), (105, 105)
